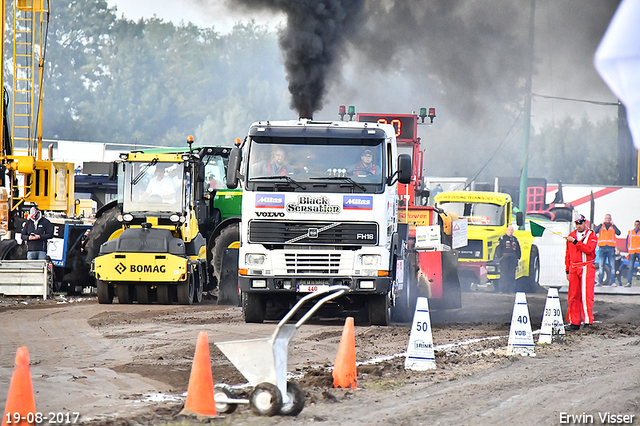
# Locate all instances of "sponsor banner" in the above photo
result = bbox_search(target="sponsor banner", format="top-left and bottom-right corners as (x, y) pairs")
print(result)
(343, 195), (373, 210)
(255, 193), (285, 209)
(286, 195), (341, 214)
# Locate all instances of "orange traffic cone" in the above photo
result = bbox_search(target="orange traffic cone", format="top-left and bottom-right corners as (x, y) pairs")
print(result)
(179, 331), (217, 417)
(2, 347), (36, 426)
(332, 317), (357, 389)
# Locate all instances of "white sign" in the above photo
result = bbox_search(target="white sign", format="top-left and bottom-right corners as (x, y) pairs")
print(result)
(506, 292), (536, 356)
(47, 237), (65, 262)
(452, 218), (468, 249)
(538, 287), (566, 344)
(405, 297), (436, 370)
(415, 225), (440, 249)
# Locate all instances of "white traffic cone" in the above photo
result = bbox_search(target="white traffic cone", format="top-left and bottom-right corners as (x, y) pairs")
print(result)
(506, 292), (536, 356)
(405, 297), (436, 370)
(538, 287), (566, 344)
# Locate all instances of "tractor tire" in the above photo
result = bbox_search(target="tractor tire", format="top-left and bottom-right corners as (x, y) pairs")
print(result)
(192, 264), (203, 304)
(369, 293), (391, 326)
(177, 272), (195, 305)
(212, 223), (240, 283)
(85, 206), (122, 264)
(157, 284), (171, 305)
(136, 285), (152, 304)
(97, 280), (114, 304)
(116, 284), (134, 304)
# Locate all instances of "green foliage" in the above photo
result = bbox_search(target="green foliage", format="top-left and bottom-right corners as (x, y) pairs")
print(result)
(41, 1), (289, 147)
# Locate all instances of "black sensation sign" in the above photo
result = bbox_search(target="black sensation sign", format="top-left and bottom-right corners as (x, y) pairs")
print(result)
(356, 113), (417, 142)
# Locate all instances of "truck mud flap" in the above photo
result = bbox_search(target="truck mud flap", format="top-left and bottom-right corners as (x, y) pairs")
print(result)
(217, 248), (239, 306)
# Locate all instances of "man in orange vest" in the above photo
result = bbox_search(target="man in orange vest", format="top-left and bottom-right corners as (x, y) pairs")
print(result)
(625, 220), (640, 287)
(565, 214), (598, 330)
(594, 213), (621, 286)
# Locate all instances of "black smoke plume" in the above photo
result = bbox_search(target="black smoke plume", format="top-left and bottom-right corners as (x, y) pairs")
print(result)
(230, 0), (364, 118)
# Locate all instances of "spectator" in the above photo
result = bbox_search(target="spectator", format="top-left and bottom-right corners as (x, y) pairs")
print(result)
(494, 225), (521, 293)
(625, 220), (640, 288)
(21, 206), (54, 260)
(614, 247), (625, 287)
(206, 174), (223, 191)
(348, 149), (378, 177)
(594, 214), (621, 286)
(564, 214), (598, 331)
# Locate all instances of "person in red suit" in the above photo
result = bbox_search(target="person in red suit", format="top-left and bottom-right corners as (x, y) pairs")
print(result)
(564, 214), (598, 330)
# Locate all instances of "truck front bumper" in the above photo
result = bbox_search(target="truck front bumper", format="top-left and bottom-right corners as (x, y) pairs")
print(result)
(239, 275), (391, 295)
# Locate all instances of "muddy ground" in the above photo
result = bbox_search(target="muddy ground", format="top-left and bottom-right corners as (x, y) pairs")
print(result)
(1, 290), (640, 426)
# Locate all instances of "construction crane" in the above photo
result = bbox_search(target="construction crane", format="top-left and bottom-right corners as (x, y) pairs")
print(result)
(1, 0), (75, 240)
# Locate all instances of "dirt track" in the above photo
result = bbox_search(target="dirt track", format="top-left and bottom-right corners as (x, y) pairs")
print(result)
(1, 291), (640, 426)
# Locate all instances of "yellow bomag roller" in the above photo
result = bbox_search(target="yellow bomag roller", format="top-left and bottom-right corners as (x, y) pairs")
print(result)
(92, 150), (209, 305)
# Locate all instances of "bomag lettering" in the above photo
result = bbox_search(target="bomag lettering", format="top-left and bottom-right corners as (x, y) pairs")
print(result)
(129, 265), (167, 273)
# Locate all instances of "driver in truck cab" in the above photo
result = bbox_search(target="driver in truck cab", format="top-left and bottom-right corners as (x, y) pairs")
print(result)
(252, 147), (289, 176)
(348, 148), (378, 176)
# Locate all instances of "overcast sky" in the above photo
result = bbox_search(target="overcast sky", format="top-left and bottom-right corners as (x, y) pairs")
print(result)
(105, 0), (284, 33)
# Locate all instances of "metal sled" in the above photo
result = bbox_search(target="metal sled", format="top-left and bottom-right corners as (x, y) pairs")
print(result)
(214, 285), (349, 417)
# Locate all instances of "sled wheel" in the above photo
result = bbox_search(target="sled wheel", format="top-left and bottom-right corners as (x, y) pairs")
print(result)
(249, 382), (282, 416)
(279, 381), (305, 416)
(214, 384), (239, 414)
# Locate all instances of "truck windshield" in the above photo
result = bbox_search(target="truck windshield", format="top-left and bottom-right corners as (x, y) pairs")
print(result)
(437, 201), (505, 226)
(246, 140), (384, 191)
(122, 162), (185, 214)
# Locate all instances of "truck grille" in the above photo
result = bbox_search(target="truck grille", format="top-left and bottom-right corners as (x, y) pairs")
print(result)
(248, 220), (378, 245)
(285, 252), (341, 274)
(458, 239), (484, 259)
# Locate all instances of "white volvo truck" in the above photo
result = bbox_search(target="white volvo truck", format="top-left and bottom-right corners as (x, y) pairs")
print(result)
(226, 119), (412, 325)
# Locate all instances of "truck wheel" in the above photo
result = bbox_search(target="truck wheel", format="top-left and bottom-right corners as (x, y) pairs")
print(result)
(214, 384), (239, 414)
(279, 381), (305, 416)
(97, 280), (114, 304)
(84, 206), (122, 264)
(157, 284), (171, 305)
(369, 293), (391, 326)
(212, 223), (240, 283)
(177, 273), (195, 305)
(242, 292), (265, 323)
(249, 382), (282, 416)
(116, 284), (134, 304)
(528, 246), (541, 292)
(136, 285), (151, 304)
(192, 265), (203, 304)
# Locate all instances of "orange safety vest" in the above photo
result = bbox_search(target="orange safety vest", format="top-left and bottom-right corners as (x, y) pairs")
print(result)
(628, 229), (640, 254)
(598, 226), (616, 247)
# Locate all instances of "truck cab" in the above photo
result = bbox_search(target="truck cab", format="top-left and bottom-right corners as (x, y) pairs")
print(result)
(227, 119), (412, 324)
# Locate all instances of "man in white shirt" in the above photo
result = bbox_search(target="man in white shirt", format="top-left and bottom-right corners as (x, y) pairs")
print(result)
(141, 164), (176, 204)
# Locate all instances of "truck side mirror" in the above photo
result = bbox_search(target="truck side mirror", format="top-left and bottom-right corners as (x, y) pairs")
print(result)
(397, 154), (412, 184)
(226, 147), (242, 189)
(516, 211), (524, 227)
(108, 161), (118, 181)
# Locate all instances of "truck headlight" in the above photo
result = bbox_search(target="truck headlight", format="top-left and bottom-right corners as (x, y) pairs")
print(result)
(245, 254), (265, 266)
(361, 254), (381, 266)
(486, 265), (497, 274)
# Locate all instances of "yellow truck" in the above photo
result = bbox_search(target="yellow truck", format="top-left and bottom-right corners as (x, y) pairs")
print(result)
(434, 191), (540, 292)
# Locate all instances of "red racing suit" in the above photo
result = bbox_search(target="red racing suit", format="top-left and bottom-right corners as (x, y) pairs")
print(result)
(565, 229), (598, 325)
